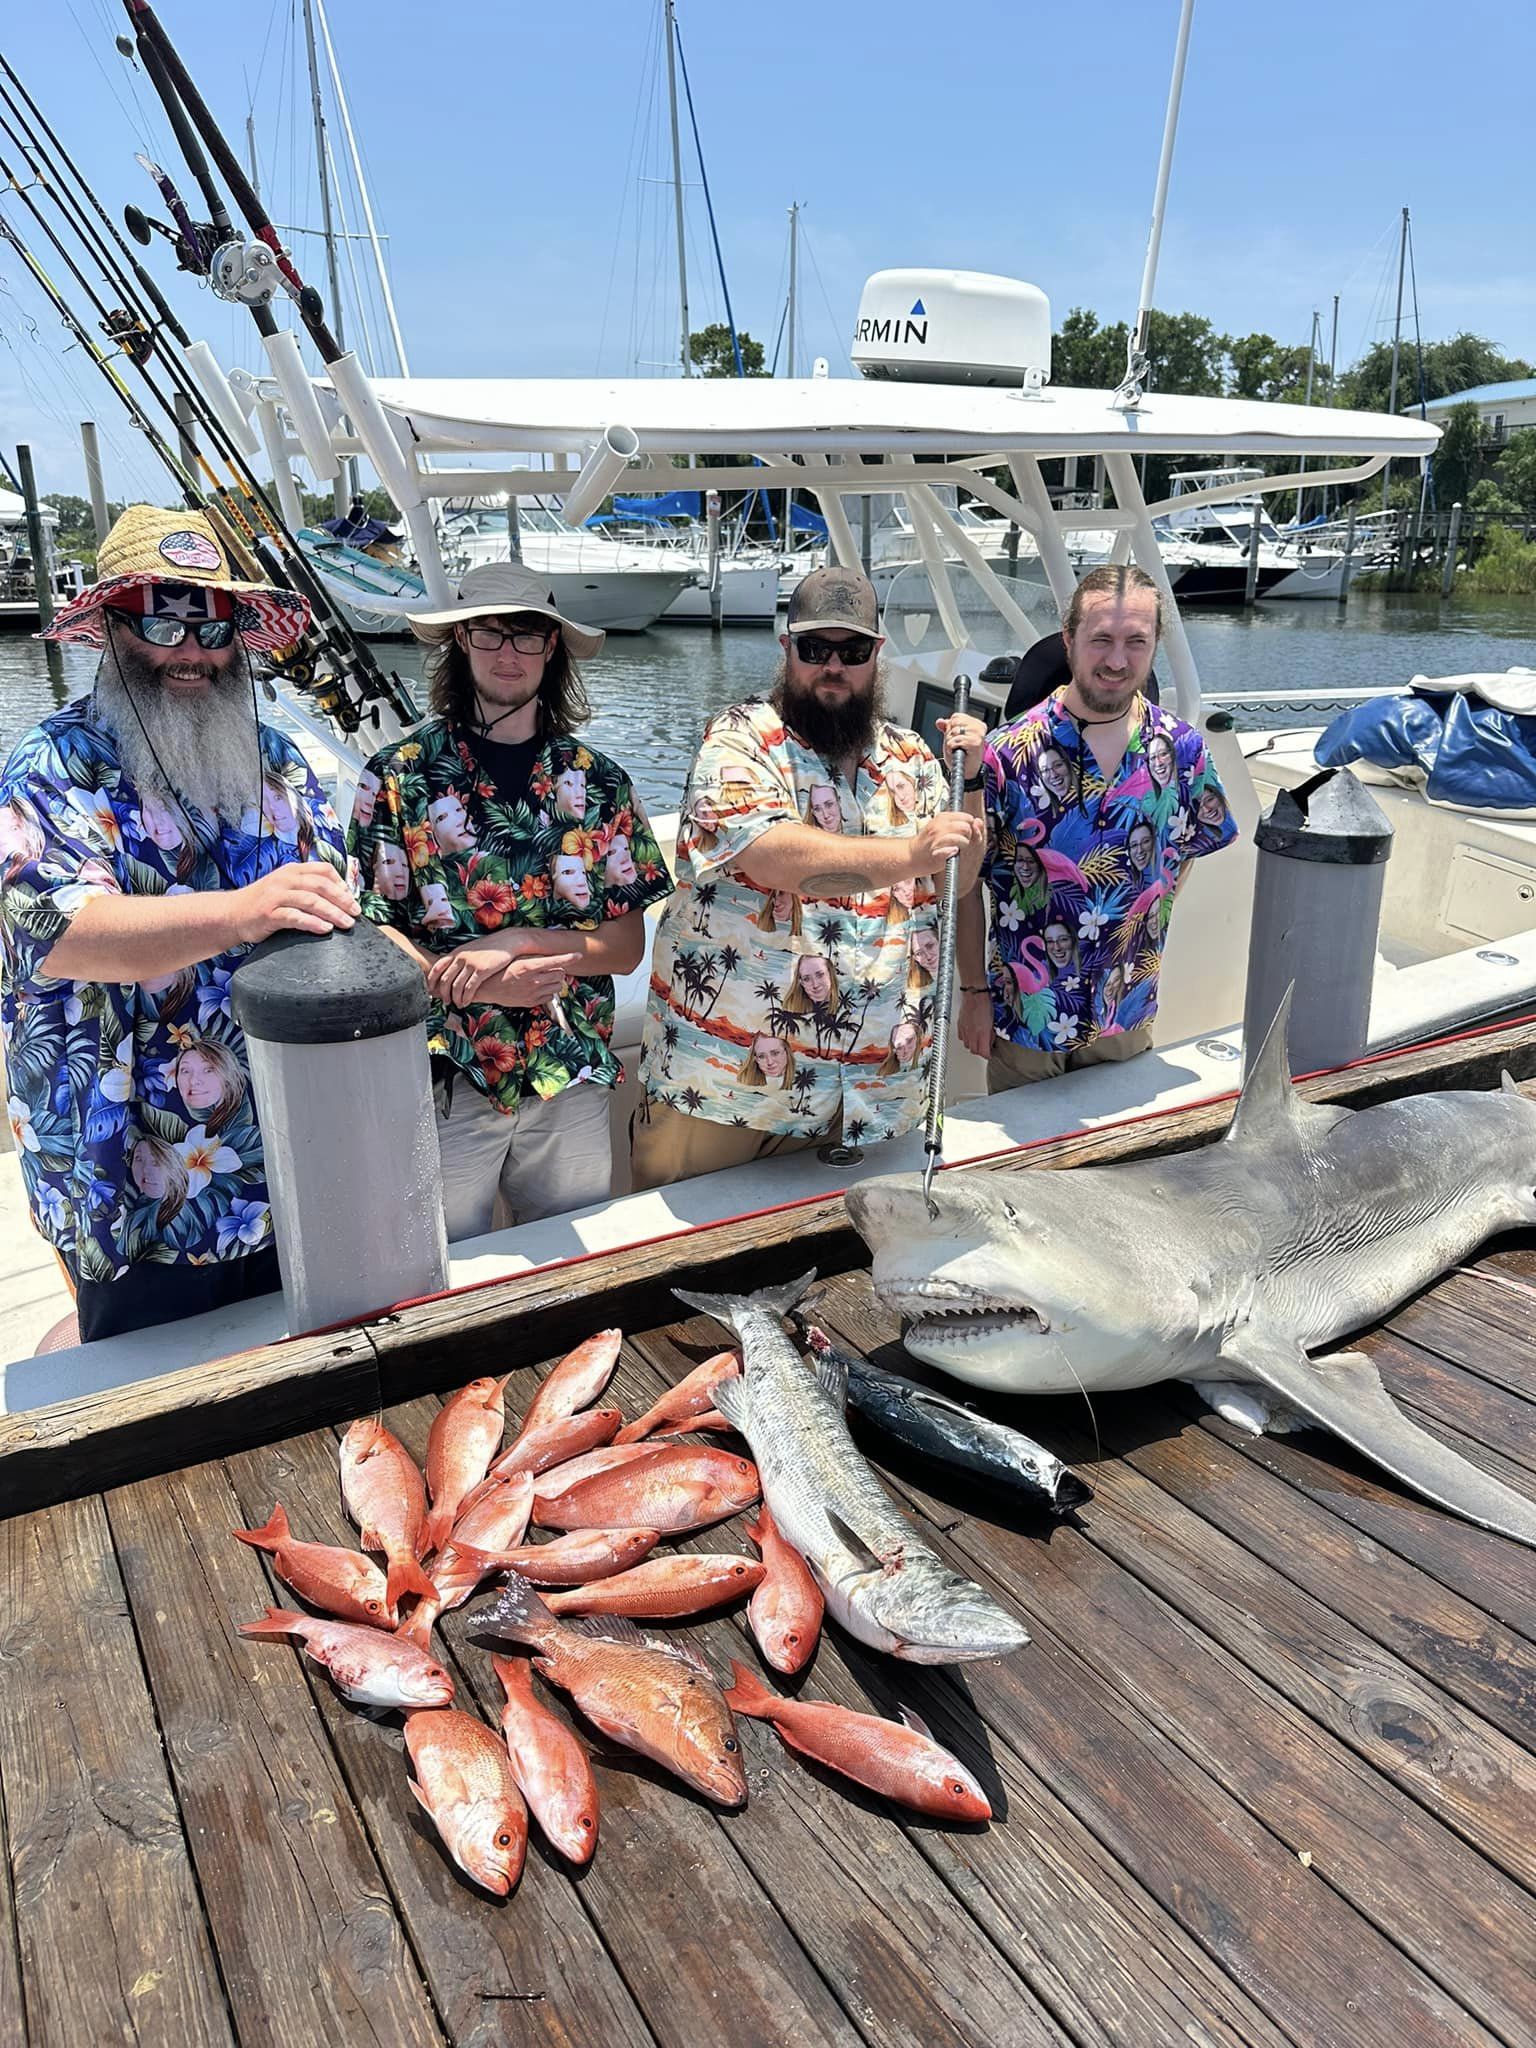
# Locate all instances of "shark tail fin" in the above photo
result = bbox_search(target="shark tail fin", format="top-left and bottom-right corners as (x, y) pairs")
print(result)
(673, 1270), (819, 1330)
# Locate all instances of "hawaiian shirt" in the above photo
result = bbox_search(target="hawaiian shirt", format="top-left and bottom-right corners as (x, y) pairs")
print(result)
(0, 697), (350, 1282)
(638, 698), (949, 1146)
(348, 718), (670, 1112)
(982, 690), (1238, 1052)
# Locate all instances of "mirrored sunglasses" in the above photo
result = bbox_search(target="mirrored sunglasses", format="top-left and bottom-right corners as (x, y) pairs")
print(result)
(795, 632), (877, 668)
(108, 607), (237, 651)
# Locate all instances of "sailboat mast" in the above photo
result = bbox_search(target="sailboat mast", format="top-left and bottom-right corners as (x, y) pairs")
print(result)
(1383, 205), (1409, 508)
(301, 0), (350, 513)
(1295, 308), (1320, 523)
(664, 0), (691, 378)
(785, 200), (798, 552)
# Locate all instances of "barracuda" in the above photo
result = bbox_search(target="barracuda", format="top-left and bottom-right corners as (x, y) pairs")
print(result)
(845, 996), (1536, 1550)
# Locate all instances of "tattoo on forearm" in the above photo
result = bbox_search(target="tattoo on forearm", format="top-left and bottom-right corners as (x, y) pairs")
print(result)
(802, 869), (877, 894)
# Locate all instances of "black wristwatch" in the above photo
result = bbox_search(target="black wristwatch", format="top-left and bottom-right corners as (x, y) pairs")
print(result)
(962, 769), (986, 793)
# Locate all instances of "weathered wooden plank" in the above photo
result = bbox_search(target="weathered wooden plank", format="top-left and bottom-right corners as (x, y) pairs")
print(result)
(1366, 1330), (1536, 1486)
(813, 1279), (1509, 2048)
(11, 1025), (1536, 1521)
(0, 1753), (24, 2048)
(1106, 1395), (1536, 1755)
(608, 1332), (1078, 2048)
(0, 1493), (234, 2048)
(388, 1391), (872, 2048)
(0, 1325), (380, 1521)
(104, 1458), (446, 2048)
(226, 1415), (659, 2048)
(1388, 1267), (1536, 1399)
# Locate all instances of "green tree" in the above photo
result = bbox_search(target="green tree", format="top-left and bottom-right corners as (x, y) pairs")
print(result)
(1051, 307), (1129, 389)
(1468, 476), (1520, 522)
(42, 490), (128, 568)
(1431, 402), (1485, 506)
(298, 486), (401, 528)
(688, 324), (767, 377)
(1494, 428), (1536, 515)
(1226, 332), (1314, 403)
(1337, 332), (1532, 414)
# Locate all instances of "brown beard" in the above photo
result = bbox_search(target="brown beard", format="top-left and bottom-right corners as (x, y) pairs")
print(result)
(771, 656), (885, 763)
(94, 631), (260, 820)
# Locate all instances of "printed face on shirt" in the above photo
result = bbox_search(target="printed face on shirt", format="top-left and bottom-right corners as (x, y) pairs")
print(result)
(605, 832), (638, 886)
(419, 880), (457, 931)
(428, 790), (476, 854)
(1037, 747), (1073, 804)
(891, 876), (916, 909)
(1012, 844), (1045, 892)
(136, 792), (185, 850)
(262, 779), (299, 839)
(798, 953), (833, 1005)
(1147, 733), (1177, 790)
(691, 797), (720, 840)
(1045, 922), (1075, 970)
(807, 784), (842, 834)
(175, 1044), (227, 1114)
(1197, 787), (1228, 829)
(752, 1033), (789, 1081)
(771, 888), (796, 923)
(911, 927), (940, 976)
(351, 767), (381, 830)
(1127, 821), (1156, 875)
(553, 766), (587, 821)
(890, 1018), (919, 1067)
(884, 767), (917, 819)
(551, 851), (592, 910)
(1103, 965), (1126, 1004)
(374, 841), (410, 899)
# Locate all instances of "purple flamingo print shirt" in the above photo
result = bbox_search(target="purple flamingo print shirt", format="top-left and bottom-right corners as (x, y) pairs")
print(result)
(981, 690), (1238, 1053)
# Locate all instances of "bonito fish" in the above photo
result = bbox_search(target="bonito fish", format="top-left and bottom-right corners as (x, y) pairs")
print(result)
(675, 1275), (1029, 1666)
(795, 1321), (1092, 1518)
(477, 1572), (747, 1806)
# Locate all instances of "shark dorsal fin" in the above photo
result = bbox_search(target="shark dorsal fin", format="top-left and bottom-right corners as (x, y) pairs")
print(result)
(1226, 988), (1353, 1149)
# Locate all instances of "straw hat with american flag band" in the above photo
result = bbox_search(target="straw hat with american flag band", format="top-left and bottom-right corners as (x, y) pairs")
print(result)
(40, 504), (311, 654)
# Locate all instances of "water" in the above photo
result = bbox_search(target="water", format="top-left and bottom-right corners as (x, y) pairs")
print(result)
(3, 591), (1533, 815)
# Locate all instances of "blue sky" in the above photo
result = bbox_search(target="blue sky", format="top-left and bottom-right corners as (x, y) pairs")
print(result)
(3, 0), (1531, 501)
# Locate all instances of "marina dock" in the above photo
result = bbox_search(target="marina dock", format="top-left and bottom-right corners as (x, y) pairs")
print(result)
(3, 1149), (1535, 2043)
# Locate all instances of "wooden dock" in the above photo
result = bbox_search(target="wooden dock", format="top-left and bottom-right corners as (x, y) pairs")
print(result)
(3, 1231), (1536, 2047)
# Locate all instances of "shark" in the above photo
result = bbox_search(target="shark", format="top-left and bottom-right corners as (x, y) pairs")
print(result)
(844, 997), (1536, 1549)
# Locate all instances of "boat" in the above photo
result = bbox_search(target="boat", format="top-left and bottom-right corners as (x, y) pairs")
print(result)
(0, 488), (73, 624)
(1156, 465), (1394, 602)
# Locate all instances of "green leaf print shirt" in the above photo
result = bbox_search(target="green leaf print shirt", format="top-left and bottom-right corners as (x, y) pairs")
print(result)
(347, 719), (671, 1112)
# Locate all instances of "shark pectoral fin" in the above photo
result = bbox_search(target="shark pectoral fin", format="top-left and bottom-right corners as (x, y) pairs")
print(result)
(1217, 1327), (1536, 1551)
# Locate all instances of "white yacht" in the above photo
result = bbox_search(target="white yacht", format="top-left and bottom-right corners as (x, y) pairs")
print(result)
(1156, 465), (1391, 601)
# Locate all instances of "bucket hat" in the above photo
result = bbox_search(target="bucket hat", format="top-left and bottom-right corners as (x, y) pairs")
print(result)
(41, 504), (312, 652)
(406, 561), (606, 661)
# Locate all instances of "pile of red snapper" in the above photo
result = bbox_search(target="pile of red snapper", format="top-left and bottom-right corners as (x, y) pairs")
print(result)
(234, 1330), (992, 1897)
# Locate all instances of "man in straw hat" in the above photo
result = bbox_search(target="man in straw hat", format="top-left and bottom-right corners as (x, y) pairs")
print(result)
(348, 562), (670, 1239)
(0, 505), (359, 1340)
(633, 564), (985, 1189)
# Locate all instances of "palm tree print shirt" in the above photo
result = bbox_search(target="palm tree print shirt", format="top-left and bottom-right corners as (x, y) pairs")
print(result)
(0, 698), (350, 1281)
(348, 719), (669, 1112)
(982, 690), (1238, 1052)
(639, 698), (948, 1145)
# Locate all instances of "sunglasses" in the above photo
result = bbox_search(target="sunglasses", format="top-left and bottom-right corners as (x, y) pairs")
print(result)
(109, 607), (237, 650)
(794, 633), (877, 668)
(463, 623), (554, 654)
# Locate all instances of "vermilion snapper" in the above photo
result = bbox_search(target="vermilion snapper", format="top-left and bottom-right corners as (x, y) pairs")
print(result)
(723, 1660), (991, 1823)
(483, 1407), (622, 1490)
(397, 1471), (536, 1649)
(744, 1504), (824, 1676)
(239, 1606), (454, 1710)
(233, 1502), (396, 1629)
(491, 1655), (599, 1865)
(530, 1445), (660, 1525)
(488, 1527), (660, 1585)
(539, 1445), (760, 1535)
(614, 1350), (741, 1442)
(478, 1572), (747, 1807)
(339, 1417), (436, 1612)
(405, 1708), (527, 1895)
(544, 1552), (765, 1620)
(424, 1375), (511, 1555)
(519, 1329), (622, 1434)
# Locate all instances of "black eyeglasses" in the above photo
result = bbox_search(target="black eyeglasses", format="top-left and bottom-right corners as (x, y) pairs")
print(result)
(794, 633), (877, 668)
(463, 623), (554, 654)
(108, 607), (237, 650)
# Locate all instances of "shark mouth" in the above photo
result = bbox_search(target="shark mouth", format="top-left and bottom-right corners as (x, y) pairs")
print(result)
(878, 1277), (1050, 1345)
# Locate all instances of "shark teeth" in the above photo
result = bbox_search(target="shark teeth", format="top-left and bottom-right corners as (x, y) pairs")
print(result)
(880, 1278), (1050, 1335)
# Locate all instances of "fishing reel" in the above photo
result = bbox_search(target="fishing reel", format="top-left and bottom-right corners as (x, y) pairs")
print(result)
(123, 202), (219, 281)
(99, 308), (154, 367)
(268, 649), (363, 733)
(208, 238), (282, 309)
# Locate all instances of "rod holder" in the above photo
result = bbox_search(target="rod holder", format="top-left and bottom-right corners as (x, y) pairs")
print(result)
(181, 340), (261, 457)
(262, 329), (339, 480)
(560, 424), (640, 529)
(328, 349), (423, 509)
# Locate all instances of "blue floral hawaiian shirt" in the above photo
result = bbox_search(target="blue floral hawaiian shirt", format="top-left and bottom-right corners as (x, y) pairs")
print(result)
(981, 690), (1238, 1052)
(0, 696), (349, 1283)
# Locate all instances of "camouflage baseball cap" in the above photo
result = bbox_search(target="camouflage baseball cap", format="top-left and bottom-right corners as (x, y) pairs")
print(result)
(785, 565), (880, 636)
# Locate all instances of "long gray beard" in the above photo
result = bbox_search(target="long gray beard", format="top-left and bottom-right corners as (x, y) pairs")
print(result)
(95, 636), (261, 821)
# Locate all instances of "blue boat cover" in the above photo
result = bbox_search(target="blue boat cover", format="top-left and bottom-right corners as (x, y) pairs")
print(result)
(1317, 688), (1536, 810)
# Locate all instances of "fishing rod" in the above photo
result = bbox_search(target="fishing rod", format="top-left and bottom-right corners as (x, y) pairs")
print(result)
(0, 55), (417, 730)
(920, 667), (973, 1215)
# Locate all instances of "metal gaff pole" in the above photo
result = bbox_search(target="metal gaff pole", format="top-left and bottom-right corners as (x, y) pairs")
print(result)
(921, 667), (973, 1213)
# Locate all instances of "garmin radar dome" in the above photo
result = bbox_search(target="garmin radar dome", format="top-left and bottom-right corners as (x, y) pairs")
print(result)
(851, 270), (1052, 389)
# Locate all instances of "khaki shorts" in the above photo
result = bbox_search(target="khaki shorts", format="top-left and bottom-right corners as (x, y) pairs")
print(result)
(629, 1094), (839, 1193)
(987, 1020), (1155, 1091)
